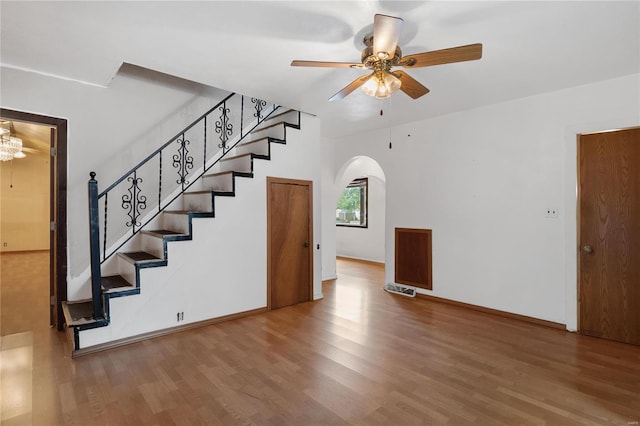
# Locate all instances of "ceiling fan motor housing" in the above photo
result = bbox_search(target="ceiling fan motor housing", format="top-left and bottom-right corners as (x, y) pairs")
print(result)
(361, 42), (403, 70)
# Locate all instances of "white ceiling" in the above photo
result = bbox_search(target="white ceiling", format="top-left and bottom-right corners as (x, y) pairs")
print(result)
(1, 1), (639, 138)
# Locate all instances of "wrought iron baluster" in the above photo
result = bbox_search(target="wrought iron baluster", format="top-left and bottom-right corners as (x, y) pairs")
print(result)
(251, 97), (267, 121)
(203, 116), (207, 169)
(121, 171), (147, 232)
(240, 96), (244, 138)
(215, 102), (233, 153)
(172, 134), (194, 189)
(158, 151), (162, 211)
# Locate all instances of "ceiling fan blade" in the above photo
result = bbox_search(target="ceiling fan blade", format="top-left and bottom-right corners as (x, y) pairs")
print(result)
(401, 43), (483, 68)
(291, 60), (364, 69)
(373, 14), (403, 60)
(329, 74), (371, 101)
(393, 71), (430, 99)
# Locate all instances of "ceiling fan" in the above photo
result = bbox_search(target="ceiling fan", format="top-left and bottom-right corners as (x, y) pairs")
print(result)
(291, 14), (483, 101)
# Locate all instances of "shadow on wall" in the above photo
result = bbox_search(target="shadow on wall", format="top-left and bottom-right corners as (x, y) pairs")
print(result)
(334, 156), (386, 264)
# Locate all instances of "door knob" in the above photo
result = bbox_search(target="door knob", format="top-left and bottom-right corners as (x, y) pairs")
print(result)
(582, 245), (593, 254)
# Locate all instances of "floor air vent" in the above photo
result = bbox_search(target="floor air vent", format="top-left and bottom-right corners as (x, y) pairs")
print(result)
(384, 283), (416, 298)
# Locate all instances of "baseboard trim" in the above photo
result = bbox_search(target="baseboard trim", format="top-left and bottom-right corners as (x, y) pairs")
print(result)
(415, 293), (566, 330)
(72, 307), (268, 358)
(336, 256), (384, 266)
(0, 249), (50, 254)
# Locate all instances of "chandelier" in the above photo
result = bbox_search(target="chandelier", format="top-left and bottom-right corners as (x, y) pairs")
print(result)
(0, 122), (25, 161)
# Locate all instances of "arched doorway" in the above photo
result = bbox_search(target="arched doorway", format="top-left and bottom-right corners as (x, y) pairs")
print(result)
(333, 156), (386, 264)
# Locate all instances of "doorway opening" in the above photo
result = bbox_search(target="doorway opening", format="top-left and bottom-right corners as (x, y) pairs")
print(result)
(334, 156), (386, 265)
(0, 109), (67, 333)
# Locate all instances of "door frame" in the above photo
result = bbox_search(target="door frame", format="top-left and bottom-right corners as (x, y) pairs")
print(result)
(0, 108), (68, 330)
(266, 176), (313, 311)
(576, 126), (639, 336)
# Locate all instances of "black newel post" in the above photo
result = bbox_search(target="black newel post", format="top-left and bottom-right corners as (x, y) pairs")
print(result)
(88, 172), (103, 320)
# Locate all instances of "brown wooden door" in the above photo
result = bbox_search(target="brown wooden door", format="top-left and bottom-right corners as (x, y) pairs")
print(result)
(579, 127), (640, 345)
(267, 177), (313, 310)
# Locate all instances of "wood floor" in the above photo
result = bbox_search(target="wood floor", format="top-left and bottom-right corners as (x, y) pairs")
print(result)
(2, 257), (640, 425)
(1, 251), (50, 336)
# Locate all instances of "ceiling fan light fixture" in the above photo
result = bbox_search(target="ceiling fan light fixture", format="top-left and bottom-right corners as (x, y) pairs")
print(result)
(361, 73), (380, 97)
(361, 70), (401, 99)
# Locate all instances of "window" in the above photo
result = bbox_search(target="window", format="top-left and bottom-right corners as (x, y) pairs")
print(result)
(336, 178), (368, 228)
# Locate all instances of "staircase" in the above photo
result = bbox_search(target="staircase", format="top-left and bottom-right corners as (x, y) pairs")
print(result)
(62, 94), (302, 353)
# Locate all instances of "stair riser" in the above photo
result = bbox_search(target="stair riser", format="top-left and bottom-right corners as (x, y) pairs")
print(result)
(218, 156), (252, 174)
(161, 213), (191, 234)
(141, 234), (165, 260)
(235, 140), (270, 157)
(183, 193), (214, 212)
(202, 173), (234, 192)
(249, 124), (285, 141)
(117, 257), (137, 286)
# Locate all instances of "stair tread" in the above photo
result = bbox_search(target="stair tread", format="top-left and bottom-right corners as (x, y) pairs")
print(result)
(204, 171), (234, 178)
(118, 251), (162, 262)
(240, 136), (284, 147)
(203, 171), (253, 179)
(101, 275), (133, 290)
(266, 108), (294, 121)
(220, 153), (252, 162)
(252, 121), (285, 133)
(184, 190), (214, 195)
(241, 136), (270, 145)
(61, 300), (96, 326)
(141, 229), (187, 237)
(163, 209), (209, 215)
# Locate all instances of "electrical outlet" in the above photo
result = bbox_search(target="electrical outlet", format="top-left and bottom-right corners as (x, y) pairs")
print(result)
(2, 242), (7, 247)
(176, 312), (184, 322)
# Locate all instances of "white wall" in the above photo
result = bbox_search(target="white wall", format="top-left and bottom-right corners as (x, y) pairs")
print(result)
(0, 65), (229, 286)
(320, 137), (337, 280)
(327, 73), (640, 330)
(80, 114), (322, 348)
(335, 176), (385, 263)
